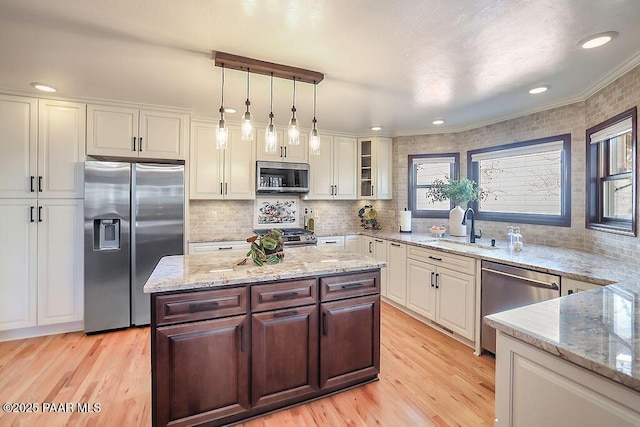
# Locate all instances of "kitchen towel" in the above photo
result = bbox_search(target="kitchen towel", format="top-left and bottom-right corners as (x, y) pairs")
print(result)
(399, 210), (412, 232)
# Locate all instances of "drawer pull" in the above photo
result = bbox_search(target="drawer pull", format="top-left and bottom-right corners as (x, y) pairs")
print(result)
(390, 243), (401, 247)
(218, 246), (233, 250)
(324, 240), (338, 244)
(273, 310), (299, 318)
(428, 255), (442, 261)
(341, 283), (363, 290)
(375, 239), (384, 243)
(187, 300), (219, 313)
(272, 291), (300, 300)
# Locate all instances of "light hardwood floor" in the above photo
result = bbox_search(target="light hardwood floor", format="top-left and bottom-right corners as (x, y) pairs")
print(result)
(0, 302), (495, 426)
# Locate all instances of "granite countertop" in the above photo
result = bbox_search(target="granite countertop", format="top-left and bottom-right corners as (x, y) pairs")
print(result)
(485, 280), (640, 393)
(143, 246), (386, 294)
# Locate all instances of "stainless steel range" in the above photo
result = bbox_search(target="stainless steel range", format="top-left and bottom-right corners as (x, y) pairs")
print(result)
(254, 228), (317, 246)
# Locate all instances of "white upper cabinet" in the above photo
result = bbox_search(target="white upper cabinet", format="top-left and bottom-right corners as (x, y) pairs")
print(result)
(87, 104), (189, 160)
(256, 127), (308, 163)
(308, 135), (357, 200)
(358, 137), (392, 200)
(0, 95), (37, 198)
(0, 96), (85, 199)
(38, 99), (86, 199)
(190, 120), (255, 200)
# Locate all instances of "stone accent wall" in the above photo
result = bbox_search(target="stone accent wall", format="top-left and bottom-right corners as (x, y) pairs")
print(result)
(394, 63), (640, 267)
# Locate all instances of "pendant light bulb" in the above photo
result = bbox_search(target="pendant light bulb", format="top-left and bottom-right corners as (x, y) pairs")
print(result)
(216, 64), (228, 150)
(309, 81), (320, 156)
(241, 69), (254, 141)
(265, 73), (278, 153)
(288, 77), (300, 145)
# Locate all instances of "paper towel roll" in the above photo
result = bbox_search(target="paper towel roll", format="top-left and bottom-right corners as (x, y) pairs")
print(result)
(399, 210), (412, 232)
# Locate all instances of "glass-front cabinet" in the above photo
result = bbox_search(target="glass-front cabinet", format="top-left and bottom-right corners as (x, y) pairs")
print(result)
(357, 137), (392, 200)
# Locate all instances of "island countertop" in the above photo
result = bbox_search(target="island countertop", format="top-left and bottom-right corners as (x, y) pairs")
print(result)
(143, 246), (386, 294)
(485, 279), (640, 393)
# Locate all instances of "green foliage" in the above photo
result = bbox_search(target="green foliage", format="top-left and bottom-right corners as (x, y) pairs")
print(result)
(425, 177), (485, 206)
(245, 228), (285, 266)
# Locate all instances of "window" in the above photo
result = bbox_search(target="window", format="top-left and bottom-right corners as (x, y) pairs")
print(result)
(468, 134), (571, 226)
(408, 153), (459, 218)
(586, 107), (637, 236)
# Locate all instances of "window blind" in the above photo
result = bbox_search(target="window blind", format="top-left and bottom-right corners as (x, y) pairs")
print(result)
(470, 140), (563, 162)
(590, 117), (632, 144)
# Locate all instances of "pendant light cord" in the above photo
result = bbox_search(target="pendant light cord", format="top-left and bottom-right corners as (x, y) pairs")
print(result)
(270, 72), (274, 114)
(221, 63), (225, 107)
(313, 80), (317, 123)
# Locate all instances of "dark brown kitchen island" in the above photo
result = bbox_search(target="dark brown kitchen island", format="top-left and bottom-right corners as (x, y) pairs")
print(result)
(144, 247), (385, 427)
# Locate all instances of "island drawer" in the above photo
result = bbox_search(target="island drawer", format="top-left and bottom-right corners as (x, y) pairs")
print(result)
(320, 271), (380, 301)
(154, 287), (248, 326)
(251, 279), (318, 312)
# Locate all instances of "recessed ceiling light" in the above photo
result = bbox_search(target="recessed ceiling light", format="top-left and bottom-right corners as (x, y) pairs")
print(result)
(578, 31), (618, 49)
(370, 126), (382, 131)
(224, 108), (237, 114)
(529, 85), (550, 94)
(30, 82), (56, 92)
(432, 119), (445, 125)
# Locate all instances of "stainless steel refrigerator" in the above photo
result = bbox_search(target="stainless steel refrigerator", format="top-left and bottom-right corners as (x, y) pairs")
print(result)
(84, 161), (184, 333)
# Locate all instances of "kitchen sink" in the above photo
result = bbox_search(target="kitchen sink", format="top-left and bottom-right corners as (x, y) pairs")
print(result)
(427, 240), (499, 252)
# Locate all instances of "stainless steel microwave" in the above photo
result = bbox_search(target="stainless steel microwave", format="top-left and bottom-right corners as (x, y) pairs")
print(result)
(256, 161), (309, 193)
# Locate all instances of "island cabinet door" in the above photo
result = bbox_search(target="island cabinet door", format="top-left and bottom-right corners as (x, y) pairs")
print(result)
(154, 315), (249, 427)
(251, 305), (319, 408)
(320, 294), (380, 390)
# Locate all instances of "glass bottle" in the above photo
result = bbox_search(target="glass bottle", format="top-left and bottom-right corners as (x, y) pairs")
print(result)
(307, 209), (315, 231)
(513, 227), (523, 251)
(507, 226), (515, 250)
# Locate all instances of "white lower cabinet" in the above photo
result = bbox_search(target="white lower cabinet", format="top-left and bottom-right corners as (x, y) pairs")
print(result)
(386, 241), (407, 306)
(316, 236), (345, 247)
(345, 235), (361, 253)
(406, 246), (476, 341)
(0, 199), (83, 331)
(562, 277), (603, 296)
(372, 238), (388, 297)
(496, 332), (640, 427)
(188, 241), (251, 254)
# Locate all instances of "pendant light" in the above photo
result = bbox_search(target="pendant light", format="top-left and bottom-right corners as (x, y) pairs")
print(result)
(216, 64), (228, 150)
(241, 68), (254, 141)
(265, 73), (278, 153)
(309, 81), (320, 156)
(288, 77), (300, 145)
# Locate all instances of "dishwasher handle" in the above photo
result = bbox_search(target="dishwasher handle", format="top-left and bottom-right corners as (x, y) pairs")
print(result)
(481, 267), (559, 290)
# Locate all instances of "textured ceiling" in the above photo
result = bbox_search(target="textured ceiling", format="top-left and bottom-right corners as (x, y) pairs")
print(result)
(1, 0), (640, 136)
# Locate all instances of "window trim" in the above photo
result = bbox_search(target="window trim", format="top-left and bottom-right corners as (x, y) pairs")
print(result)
(585, 107), (637, 236)
(467, 134), (572, 226)
(408, 153), (460, 218)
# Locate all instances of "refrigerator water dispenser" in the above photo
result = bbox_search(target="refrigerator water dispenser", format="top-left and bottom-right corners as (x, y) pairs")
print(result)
(94, 219), (120, 250)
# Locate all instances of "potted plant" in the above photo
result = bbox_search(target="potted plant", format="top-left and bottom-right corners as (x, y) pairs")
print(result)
(244, 228), (285, 266)
(426, 178), (484, 236)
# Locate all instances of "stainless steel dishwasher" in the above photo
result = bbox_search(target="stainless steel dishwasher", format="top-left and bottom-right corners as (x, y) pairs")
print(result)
(481, 260), (560, 354)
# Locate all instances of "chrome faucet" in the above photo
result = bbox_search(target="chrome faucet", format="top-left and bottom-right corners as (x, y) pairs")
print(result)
(462, 208), (477, 243)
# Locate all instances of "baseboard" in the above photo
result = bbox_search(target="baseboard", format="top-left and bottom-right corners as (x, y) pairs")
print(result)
(381, 297), (475, 350)
(0, 321), (84, 342)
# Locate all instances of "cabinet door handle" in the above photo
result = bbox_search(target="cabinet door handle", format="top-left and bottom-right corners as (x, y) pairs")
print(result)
(428, 255), (442, 261)
(368, 241), (373, 253)
(220, 182), (223, 195)
(224, 182), (228, 195)
(132, 136), (136, 151)
(38, 206), (43, 222)
(322, 312), (328, 336)
(341, 283), (363, 290)
(390, 243), (401, 247)
(273, 310), (299, 318)
(138, 137), (143, 151)
(240, 325), (245, 352)
(371, 184), (374, 195)
(430, 272), (435, 287)
(329, 185), (334, 195)
(435, 273), (439, 289)
(375, 239), (384, 243)
(280, 146), (283, 157)
(333, 185), (337, 195)
(30, 176), (35, 192)
(30, 206), (35, 223)
(38, 176), (43, 192)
